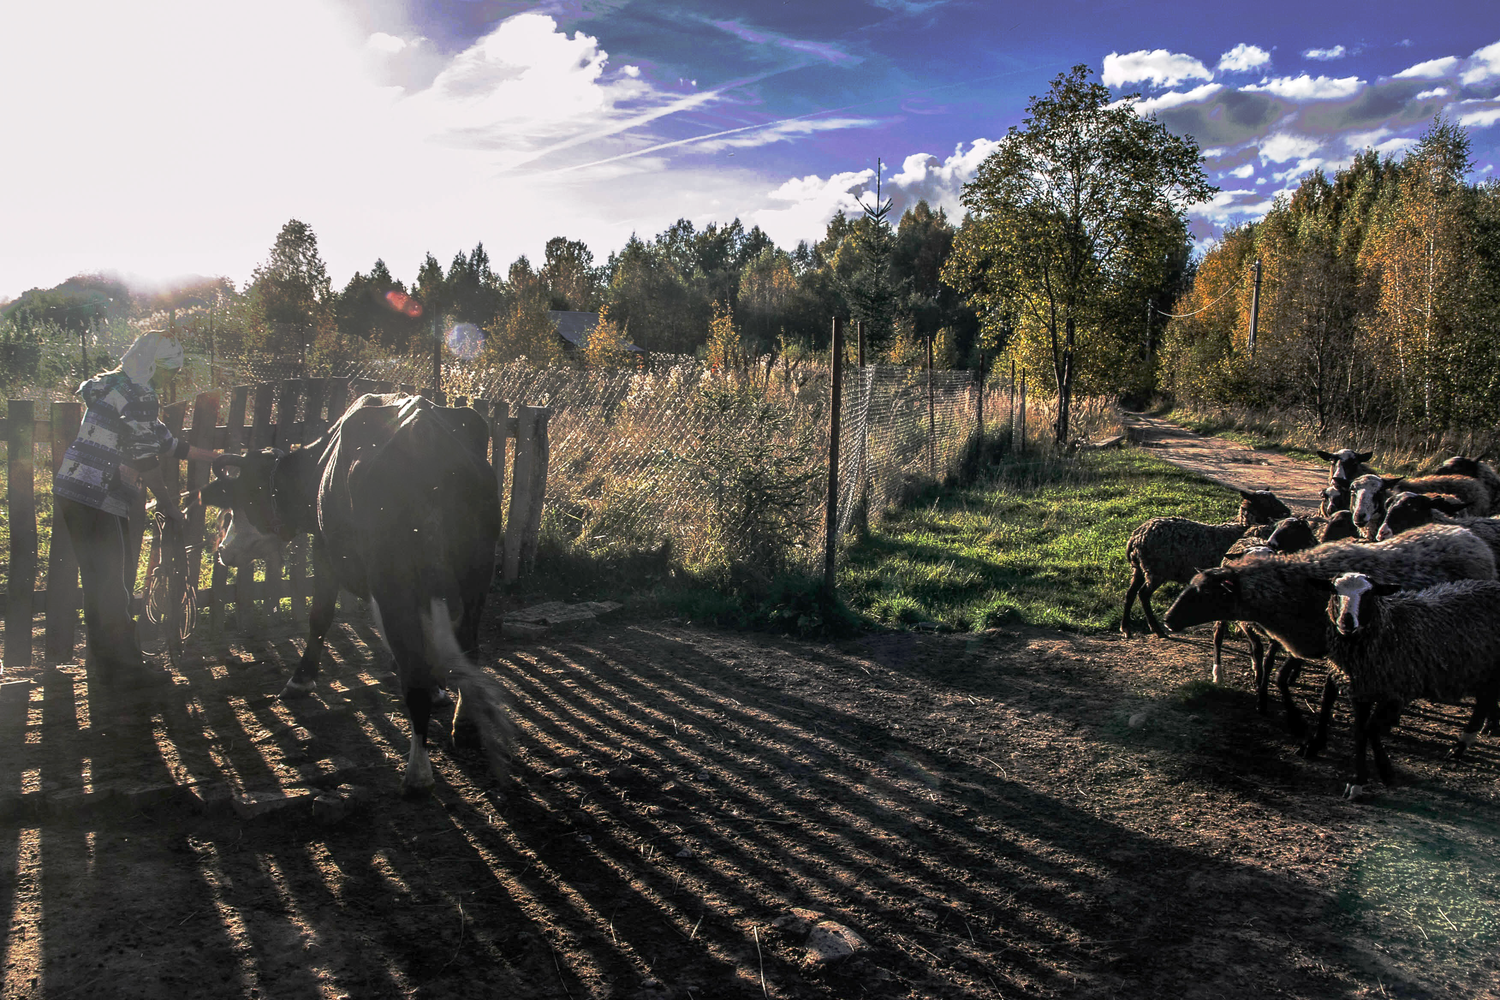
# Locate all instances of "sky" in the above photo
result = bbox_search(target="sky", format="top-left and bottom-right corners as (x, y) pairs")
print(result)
(2, 1), (1498, 302)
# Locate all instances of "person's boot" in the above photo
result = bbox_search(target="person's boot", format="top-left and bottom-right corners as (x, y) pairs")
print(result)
(97, 624), (174, 692)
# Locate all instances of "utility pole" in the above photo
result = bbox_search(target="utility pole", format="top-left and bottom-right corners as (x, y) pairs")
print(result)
(1248, 259), (1262, 359)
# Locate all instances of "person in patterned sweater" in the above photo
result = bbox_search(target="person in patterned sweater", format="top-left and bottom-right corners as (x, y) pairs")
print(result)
(53, 330), (222, 689)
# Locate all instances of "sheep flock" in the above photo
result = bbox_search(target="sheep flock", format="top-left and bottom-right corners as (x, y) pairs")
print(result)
(1122, 449), (1500, 800)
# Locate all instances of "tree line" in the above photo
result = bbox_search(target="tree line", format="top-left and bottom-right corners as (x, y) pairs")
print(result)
(1157, 116), (1500, 444)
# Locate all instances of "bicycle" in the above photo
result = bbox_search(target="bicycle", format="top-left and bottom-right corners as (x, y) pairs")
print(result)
(143, 500), (200, 663)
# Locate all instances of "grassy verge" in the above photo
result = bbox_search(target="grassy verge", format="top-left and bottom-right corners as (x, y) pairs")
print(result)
(839, 445), (1246, 634)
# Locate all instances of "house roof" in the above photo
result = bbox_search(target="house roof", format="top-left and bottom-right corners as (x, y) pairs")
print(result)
(547, 310), (643, 352)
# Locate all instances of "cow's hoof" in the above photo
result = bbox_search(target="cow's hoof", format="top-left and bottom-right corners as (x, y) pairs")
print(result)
(1342, 782), (1365, 801)
(400, 776), (435, 798)
(279, 678), (316, 699)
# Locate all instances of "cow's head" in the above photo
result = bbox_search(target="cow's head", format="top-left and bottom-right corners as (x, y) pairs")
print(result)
(198, 449), (288, 568)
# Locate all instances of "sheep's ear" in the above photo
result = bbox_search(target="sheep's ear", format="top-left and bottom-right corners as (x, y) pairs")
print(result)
(1371, 582), (1403, 597)
(1382, 476), (1405, 489)
(1356, 451), (1373, 463)
(1431, 494), (1469, 513)
(1307, 578), (1337, 593)
(1317, 450), (1335, 462)
(1238, 489), (1256, 501)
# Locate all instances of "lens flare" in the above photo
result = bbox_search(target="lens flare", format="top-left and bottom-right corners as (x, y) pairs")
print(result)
(384, 290), (423, 318)
(447, 323), (482, 359)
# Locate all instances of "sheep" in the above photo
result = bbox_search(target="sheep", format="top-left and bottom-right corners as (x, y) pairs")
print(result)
(1121, 490), (1293, 639)
(1320, 482), (1350, 516)
(1374, 491), (1500, 566)
(1313, 572), (1500, 799)
(1434, 455), (1500, 515)
(1320, 510), (1358, 544)
(1162, 523), (1497, 746)
(1317, 448), (1374, 489)
(1211, 517), (1319, 689)
(1351, 473), (1491, 538)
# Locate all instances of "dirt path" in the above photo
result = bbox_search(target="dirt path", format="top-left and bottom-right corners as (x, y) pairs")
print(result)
(1120, 412), (1329, 513)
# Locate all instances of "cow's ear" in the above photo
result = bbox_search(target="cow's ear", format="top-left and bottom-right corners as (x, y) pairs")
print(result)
(198, 481), (229, 507)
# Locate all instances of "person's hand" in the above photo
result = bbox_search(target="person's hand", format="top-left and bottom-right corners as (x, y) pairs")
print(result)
(160, 503), (187, 523)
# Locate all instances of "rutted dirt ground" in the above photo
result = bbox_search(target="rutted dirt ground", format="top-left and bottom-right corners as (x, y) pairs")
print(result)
(3, 423), (1499, 999)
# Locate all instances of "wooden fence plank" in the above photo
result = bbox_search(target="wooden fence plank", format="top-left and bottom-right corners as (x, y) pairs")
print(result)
(211, 387), (249, 636)
(6, 401), (37, 668)
(521, 408), (551, 575)
(43, 401), (82, 662)
(503, 405), (536, 582)
(185, 392), (220, 642)
(324, 378), (349, 429)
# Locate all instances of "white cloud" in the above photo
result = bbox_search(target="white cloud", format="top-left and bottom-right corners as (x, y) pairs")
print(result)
(1460, 39), (1500, 85)
(1242, 74), (1364, 100)
(1128, 83), (1224, 115)
(1193, 189), (1275, 224)
(1394, 55), (1459, 79)
(1218, 44), (1270, 73)
(1258, 133), (1323, 163)
(1102, 49), (1212, 88)
(1227, 163), (1255, 178)
(1344, 128), (1392, 150)
(1303, 45), (1346, 61)
(1416, 87), (1451, 99)
(1272, 158), (1328, 183)
(1458, 105), (1500, 128)
(0, 4), (860, 298)
(367, 32), (407, 54)
(753, 141), (1001, 247)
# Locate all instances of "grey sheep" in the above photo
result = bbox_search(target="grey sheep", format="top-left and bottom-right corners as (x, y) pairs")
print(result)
(1162, 523), (1497, 744)
(1314, 572), (1500, 799)
(1121, 490), (1293, 639)
(1349, 473), (1491, 538)
(1374, 491), (1500, 565)
(1434, 455), (1500, 515)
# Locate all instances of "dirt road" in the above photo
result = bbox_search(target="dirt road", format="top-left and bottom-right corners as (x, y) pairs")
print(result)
(1120, 412), (1330, 513)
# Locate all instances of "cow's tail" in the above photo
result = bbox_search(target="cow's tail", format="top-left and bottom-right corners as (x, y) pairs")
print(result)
(421, 598), (516, 778)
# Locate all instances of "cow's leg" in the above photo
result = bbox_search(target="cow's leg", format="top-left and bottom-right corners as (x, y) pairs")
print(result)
(402, 685), (435, 796)
(282, 540), (338, 698)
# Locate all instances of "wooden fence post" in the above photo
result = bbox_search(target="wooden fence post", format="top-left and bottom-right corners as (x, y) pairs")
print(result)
(824, 317), (844, 599)
(6, 400), (36, 668)
(521, 407), (551, 575)
(44, 401), (83, 662)
(503, 406), (537, 582)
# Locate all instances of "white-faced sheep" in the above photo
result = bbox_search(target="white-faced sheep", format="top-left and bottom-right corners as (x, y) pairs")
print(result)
(1121, 490), (1293, 639)
(1313, 572), (1500, 799)
(1349, 473), (1491, 539)
(1434, 456), (1500, 515)
(1162, 523), (1497, 746)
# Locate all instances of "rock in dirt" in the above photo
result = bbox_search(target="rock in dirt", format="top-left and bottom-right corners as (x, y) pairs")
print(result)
(771, 908), (825, 937)
(233, 788), (316, 820)
(312, 784), (371, 824)
(804, 920), (867, 965)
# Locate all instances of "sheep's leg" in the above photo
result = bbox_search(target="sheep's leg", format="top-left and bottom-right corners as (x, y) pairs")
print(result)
(1139, 584), (1168, 638)
(1366, 698), (1401, 787)
(1451, 684), (1500, 759)
(1211, 621), (1228, 683)
(1120, 566), (1144, 639)
(1245, 627), (1266, 691)
(1276, 654), (1307, 736)
(1300, 672), (1338, 759)
(1344, 698), (1375, 799)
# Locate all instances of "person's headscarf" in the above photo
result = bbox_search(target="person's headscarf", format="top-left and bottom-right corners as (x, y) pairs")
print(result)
(118, 330), (185, 387)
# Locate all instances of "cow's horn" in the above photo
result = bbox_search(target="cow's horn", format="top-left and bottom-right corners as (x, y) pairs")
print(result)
(212, 453), (250, 477)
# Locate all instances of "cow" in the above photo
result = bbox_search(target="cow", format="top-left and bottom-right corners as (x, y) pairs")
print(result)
(199, 392), (508, 795)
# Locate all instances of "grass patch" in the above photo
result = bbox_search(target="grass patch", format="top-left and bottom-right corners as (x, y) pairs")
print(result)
(1162, 409), (1324, 463)
(840, 446), (1246, 634)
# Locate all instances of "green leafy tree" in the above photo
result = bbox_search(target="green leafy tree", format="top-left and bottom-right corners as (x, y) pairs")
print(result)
(541, 237), (603, 311)
(247, 219), (334, 363)
(944, 65), (1215, 442)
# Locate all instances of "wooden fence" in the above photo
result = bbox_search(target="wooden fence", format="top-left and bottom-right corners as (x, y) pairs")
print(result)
(1, 378), (551, 669)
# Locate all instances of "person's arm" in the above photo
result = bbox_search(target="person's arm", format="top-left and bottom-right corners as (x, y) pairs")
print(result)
(141, 446), (224, 520)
